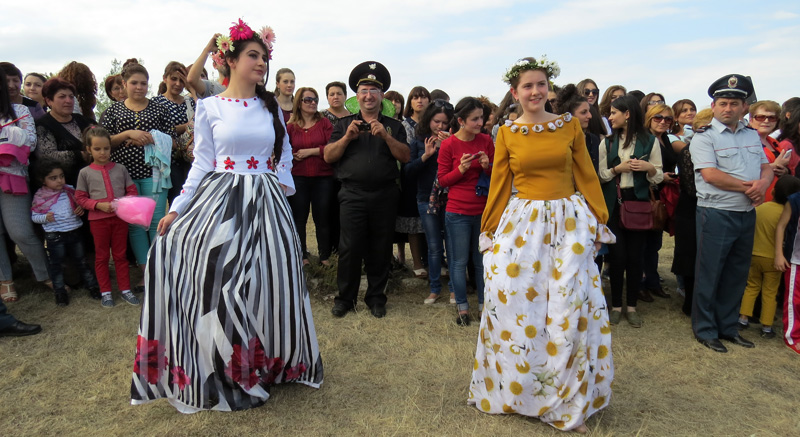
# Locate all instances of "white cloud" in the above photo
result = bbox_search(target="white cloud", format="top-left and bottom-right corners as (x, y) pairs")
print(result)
(2, 0), (798, 112)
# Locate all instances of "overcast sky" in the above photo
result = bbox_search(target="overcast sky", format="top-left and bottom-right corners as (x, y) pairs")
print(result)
(4, 0), (799, 111)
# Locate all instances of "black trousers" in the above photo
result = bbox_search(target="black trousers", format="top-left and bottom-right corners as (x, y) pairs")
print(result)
(288, 175), (335, 261)
(607, 189), (647, 308)
(335, 184), (399, 308)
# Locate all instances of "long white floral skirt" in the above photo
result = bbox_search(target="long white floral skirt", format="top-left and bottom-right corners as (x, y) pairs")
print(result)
(468, 193), (613, 431)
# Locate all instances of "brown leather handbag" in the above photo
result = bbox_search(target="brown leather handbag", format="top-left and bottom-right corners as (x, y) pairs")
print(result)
(649, 185), (668, 231)
(616, 177), (653, 231)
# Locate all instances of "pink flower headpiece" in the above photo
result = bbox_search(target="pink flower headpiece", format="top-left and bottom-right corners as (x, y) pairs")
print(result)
(213, 18), (276, 66)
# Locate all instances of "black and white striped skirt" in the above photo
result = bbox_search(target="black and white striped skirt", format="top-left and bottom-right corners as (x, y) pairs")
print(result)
(131, 171), (323, 413)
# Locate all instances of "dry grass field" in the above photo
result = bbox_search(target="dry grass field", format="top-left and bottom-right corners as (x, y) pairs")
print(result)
(2, 236), (800, 436)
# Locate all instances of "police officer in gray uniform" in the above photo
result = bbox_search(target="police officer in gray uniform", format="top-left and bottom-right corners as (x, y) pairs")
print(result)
(691, 74), (772, 353)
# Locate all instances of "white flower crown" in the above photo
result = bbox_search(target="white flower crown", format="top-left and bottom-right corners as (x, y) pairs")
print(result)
(502, 56), (561, 84)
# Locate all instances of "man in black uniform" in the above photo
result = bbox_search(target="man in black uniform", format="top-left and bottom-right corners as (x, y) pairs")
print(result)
(324, 61), (410, 318)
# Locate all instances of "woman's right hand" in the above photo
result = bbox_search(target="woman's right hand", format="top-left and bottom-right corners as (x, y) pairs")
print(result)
(458, 153), (477, 174)
(615, 161), (632, 174)
(127, 130), (154, 146)
(422, 136), (438, 161)
(157, 212), (179, 236)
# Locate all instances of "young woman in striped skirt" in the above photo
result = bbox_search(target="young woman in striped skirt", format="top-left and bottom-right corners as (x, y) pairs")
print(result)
(130, 20), (323, 413)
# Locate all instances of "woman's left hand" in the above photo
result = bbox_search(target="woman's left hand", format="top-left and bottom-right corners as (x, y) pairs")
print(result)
(293, 149), (316, 161)
(478, 151), (490, 169)
(628, 158), (654, 173)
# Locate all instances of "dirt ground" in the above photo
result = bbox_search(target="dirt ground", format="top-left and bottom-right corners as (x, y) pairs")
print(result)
(1, 235), (799, 436)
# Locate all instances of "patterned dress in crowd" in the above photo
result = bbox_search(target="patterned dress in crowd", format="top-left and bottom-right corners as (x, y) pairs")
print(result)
(131, 95), (323, 413)
(469, 114), (615, 431)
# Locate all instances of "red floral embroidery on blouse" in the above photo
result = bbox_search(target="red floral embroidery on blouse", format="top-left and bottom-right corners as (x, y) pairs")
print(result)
(224, 157), (235, 170)
(133, 336), (168, 384)
(247, 156), (259, 169)
(266, 158), (274, 171)
(170, 366), (191, 390)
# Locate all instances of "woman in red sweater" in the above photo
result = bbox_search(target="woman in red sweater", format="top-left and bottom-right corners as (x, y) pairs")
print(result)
(287, 87), (334, 266)
(437, 97), (493, 326)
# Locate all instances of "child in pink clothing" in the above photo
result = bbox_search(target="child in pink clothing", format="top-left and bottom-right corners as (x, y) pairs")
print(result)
(74, 126), (139, 308)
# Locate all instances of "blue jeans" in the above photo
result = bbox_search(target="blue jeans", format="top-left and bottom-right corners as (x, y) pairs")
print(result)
(445, 211), (483, 311)
(44, 229), (98, 293)
(417, 202), (452, 295)
(129, 178), (168, 265)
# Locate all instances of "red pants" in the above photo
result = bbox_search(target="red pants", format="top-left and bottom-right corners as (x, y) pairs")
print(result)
(90, 216), (130, 293)
(784, 265), (800, 354)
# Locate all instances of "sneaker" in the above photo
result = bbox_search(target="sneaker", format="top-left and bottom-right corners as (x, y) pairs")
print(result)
(609, 310), (622, 325)
(121, 292), (140, 305)
(101, 294), (115, 308)
(626, 311), (643, 328)
(54, 291), (69, 307)
(760, 329), (776, 339)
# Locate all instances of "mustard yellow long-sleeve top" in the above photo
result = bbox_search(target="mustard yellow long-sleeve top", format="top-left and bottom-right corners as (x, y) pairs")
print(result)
(480, 114), (609, 236)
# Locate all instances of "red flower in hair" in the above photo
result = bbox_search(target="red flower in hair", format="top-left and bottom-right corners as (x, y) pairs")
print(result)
(229, 18), (254, 40)
(133, 336), (168, 384)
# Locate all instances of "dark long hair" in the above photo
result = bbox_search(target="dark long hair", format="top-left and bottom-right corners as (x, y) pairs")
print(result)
(611, 95), (647, 149)
(226, 38), (285, 166)
(778, 110), (800, 149)
(403, 86), (431, 118)
(416, 100), (454, 139)
(58, 62), (98, 121)
(450, 97), (484, 134)
(0, 69), (16, 121)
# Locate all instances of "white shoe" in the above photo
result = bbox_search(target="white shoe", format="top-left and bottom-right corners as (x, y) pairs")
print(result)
(424, 295), (439, 305)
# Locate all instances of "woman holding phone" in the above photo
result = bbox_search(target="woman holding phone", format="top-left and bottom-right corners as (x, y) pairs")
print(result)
(437, 97), (493, 326)
(406, 100), (455, 304)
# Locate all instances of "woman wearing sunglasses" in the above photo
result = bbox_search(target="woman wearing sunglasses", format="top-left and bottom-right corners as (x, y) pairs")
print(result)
(287, 87), (335, 267)
(577, 78), (608, 138)
(640, 104), (682, 302)
(640, 92), (666, 117)
(751, 100), (796, 202)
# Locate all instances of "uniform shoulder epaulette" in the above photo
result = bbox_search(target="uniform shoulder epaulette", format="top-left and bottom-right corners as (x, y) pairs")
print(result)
(694, 124), (711, 133)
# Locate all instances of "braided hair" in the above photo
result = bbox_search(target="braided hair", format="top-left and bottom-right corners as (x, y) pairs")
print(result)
(224, 37), (285, 166)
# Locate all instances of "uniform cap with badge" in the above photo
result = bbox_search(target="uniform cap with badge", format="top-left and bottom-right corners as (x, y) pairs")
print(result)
(707, 74), (754, 100)
(344, 60), (396, 117)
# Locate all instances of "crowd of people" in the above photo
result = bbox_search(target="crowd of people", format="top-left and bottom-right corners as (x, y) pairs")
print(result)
(2, 17), (800, 432)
